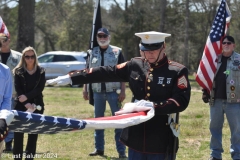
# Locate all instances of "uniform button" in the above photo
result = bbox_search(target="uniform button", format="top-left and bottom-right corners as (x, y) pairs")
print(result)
(77, 72), (80, 73)
(150, 68), (153, 71)
(160, 102), (163, 105)
(154, 103), (158, 105)
(162, 84), (165, 87)
(155, 63), (158, 66)
(149, 74), (153, 77)
(147, 93), (150, 97)
(147, 86), (150, 90)
(148, 79), (151, 83)
(135, 77), (138, 80)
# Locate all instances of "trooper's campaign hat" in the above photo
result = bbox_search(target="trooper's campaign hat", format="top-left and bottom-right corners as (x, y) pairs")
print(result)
(135, 31), (171, 51)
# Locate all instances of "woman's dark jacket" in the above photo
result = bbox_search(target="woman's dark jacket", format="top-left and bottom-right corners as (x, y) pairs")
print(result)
(14, 66), (45, 114)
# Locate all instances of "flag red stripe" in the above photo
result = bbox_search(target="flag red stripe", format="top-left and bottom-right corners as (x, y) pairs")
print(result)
(86, 111), (147, 120)
(0, 23), (5, 33)
(198, 61), (213, 89)
(212, 42), (221, 56)
(204, 45), (216, 71)
(195, 75), (208, 90)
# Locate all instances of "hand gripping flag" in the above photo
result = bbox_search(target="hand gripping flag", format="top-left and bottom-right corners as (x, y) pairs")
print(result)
(7, 105), (154, 134)
(195, 0), (231, 93)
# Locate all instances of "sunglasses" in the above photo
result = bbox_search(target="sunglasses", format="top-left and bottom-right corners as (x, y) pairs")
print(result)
(97, 34), (108, 38)
(0, 36), (8, 42)
(24, 55), (35, 60)
(222, 42), (232, 45)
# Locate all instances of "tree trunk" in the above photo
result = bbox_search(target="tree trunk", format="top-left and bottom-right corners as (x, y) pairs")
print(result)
(184, 0), (189, 68)
(123, 0), (129, 60)
(17, 0), (35, 52)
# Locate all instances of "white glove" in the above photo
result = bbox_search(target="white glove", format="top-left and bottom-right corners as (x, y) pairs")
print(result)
(115, 100), (154, 115)
(46, 74), (72, 86)
(0, 110), (14, 125)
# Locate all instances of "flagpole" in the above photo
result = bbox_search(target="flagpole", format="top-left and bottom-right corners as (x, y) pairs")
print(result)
(87, 0), (102, 106)
(90, 0), (99, 50)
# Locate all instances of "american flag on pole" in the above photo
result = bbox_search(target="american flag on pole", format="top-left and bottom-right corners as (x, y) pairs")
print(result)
(195, 0), (231, 93)
(0, 16), (10, 37)
(8, 107), (154, 134)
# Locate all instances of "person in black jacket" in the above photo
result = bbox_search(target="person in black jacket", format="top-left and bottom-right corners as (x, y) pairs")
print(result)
(46, 31), (191, 160)
(12, 46), (45, 160)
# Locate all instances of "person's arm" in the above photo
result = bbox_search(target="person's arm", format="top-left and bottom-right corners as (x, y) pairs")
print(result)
(70, 61), (129, 85)
(118, 50), (125, 64)
(46, 60), (131, 86)
(118, 82), (126, 102)
(117, 50), (126, 102)
(1, 68), (12, 110)
(82, 84), (89, 100)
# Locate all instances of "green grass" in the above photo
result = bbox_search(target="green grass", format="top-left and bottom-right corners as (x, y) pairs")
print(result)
(2, 81), (232, 160)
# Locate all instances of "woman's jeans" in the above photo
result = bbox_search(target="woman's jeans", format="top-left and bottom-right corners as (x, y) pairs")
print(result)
(210, 99), (240, 159)
(93, 91), (126, 154)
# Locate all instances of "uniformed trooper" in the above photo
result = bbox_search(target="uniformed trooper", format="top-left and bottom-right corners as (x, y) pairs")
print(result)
(202, 36), (240, 160)
(46, 31), (191, 160)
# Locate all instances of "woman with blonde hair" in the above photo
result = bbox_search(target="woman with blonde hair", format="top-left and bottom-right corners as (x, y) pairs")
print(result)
(13, 46), (45, 160)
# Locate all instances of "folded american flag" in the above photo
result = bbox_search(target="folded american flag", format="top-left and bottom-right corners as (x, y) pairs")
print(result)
(8, 107), (154, 134)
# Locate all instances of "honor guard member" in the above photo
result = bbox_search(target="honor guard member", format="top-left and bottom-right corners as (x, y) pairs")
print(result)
(202, 36), (240, 160)
(46, 31), (191, 160)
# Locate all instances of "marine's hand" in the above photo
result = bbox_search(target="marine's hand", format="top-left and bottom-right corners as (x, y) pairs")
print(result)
(46, 74), (72, 86)
(202, 89), (210, 103)
(115, 100), (153, 115)
(0, 119), (8, 142)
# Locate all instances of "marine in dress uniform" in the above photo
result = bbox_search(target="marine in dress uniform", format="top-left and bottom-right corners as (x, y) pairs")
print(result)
(46, 31), (191, 160)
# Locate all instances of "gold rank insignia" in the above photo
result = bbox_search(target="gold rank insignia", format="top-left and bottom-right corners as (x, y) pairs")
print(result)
(145, 35), (149, 39)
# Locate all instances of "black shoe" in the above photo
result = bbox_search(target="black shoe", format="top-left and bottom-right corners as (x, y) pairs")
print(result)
(3, 140), (13, 152)
(209, 157), (222, 160)
(89, 149), (104, 156)
(119, 154), (127, 158)
(3, 147), (12, 152)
